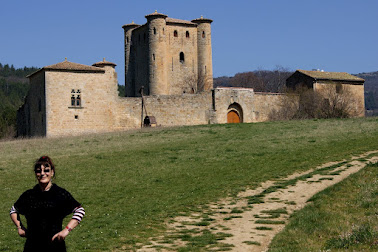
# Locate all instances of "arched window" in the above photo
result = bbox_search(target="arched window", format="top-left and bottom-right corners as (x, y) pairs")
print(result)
(71, 95), (75, 106)
(186, 31), (190, 38)
(174, 30), (178, 37)
(202, 31), (205, 38)
(76, 95), (81, 107)
(180, 52), (185, 63)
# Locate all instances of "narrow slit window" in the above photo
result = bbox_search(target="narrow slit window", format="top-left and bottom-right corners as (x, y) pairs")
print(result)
(174, 30), (178, 37)
(153, 27), (156, 34)
(202, 31), (205, 38)
(180, 52), (185, 63)
(186, 31), (190, 38)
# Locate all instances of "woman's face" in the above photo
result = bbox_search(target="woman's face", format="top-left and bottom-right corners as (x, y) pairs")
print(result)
(35, 165), (54, 184)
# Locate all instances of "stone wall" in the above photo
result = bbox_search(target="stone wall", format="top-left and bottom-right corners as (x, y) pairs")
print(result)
(17, 71), (46, 137)
(314, 82), (365, 117)
(166, 24), (199, 94)
(44, 67), (119, 137)
(253, 93), (286, 122)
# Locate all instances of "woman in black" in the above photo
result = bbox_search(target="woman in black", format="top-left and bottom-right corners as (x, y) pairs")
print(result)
(10, 156), (85, 252)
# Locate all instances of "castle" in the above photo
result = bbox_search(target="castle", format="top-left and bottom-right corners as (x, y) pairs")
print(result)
(16, 12), (365, 138)
(123, 11), (213, 96)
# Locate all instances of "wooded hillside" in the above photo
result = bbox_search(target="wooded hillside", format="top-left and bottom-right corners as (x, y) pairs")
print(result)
(0, 63), (38, 139)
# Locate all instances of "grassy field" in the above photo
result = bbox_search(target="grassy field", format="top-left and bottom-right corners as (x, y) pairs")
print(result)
(269, 162), (378, 251)
(0, 118), (377, 251)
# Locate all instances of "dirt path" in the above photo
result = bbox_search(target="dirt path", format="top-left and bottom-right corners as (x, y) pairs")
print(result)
(138, 151), (378, 251)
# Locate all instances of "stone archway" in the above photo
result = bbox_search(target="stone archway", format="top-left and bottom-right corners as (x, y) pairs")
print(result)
(227, 103), (243, 123)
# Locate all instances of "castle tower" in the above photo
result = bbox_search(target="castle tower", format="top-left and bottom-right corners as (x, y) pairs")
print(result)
(122, 22), (140, 96)
(93, 58), (118, 96)
(145, 11), (168, 95)
(192, 16), (213, 92)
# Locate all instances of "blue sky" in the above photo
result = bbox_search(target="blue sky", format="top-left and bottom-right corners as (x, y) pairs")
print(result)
(1, 0), (377, 83)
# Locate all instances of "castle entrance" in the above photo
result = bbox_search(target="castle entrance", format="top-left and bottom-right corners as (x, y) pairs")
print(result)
(227, 103), (243, 123)
(227, 111), (240, 123)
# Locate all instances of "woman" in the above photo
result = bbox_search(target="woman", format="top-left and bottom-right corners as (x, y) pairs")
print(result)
(10, 156), (85, 252)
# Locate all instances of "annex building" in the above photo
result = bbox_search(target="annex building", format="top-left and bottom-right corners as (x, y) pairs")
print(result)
(16, 12), (365, 138)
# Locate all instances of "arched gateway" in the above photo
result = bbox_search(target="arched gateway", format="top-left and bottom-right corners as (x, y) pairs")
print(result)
(227, 103), (243, 123)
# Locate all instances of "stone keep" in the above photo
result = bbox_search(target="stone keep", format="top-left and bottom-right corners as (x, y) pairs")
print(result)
(123, 11), (213, 96)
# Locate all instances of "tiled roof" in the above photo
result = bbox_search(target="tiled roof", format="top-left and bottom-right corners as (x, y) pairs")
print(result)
(191, 16), (213, 24)
(166, 17), (196, 25)
(297, 70), (364, 82)
(92, 58), (117, 67)
(27, 59), (105, 78)
(145, 11), (167, 19)
(122, 21), (140, 29)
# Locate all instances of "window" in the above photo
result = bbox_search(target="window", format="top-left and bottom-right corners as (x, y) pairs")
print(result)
(180, 52), (185, 63)
(70, 89), (82, 108)
(153, 27), (156, 34)
(152, 54), (155, 61)
(202, 31), (205, 38)
(336, 84), (343, 94)
(71, 95), (76, 106)
(186, 31), (190, 38)
(76, 95), (81, 107)
(174, 30), (178, 37)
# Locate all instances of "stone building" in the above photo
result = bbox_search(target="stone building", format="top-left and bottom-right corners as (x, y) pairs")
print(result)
(16, 12), (365, 138)
(286, 70), (365, 117)
(123, 11), (213, 96)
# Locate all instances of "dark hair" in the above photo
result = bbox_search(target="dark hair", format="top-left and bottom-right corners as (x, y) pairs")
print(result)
(34, 156), (56, 177)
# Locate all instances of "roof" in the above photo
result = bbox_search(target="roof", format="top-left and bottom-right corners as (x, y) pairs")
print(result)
(92, 58), (117, 67)
(166, 17), (196, 26)
(191, 16), (213, 24)
(296, 70), (364, 82)
(122, 21), (140, 30)
(145, 10), (168, 19)
(27, 59), (105, 78)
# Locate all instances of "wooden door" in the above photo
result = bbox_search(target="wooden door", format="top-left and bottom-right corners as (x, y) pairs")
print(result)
(227, 110), (240, 123)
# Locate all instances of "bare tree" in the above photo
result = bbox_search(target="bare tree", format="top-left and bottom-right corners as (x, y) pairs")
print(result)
(269, 84), (358, 120)
(184, 72), (206, 94)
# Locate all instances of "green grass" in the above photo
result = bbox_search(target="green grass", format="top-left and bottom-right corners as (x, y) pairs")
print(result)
(0, 118), (377, 251)
(268, 162), (378, 251)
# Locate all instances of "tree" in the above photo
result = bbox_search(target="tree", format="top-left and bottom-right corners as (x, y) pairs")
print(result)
(269, 84), (359, 120)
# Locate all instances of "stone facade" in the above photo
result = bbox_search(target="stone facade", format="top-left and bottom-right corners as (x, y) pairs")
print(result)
(286, 70), (365, 117)
(16, 13), (365, 138)
(123, 11), (213, 97)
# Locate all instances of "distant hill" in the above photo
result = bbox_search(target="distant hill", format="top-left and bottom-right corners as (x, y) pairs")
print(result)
(355, 71), (378, 114)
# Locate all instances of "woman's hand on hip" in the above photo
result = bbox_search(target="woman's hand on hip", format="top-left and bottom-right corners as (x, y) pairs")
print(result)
(52, 228), (69, 241)
(17, 227), (27, 237)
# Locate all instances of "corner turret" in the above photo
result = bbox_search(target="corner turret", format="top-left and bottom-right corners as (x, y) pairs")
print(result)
(192, 16), (213, 91)
(123, 21), (140, 96)
(145, 11), (168, 95)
